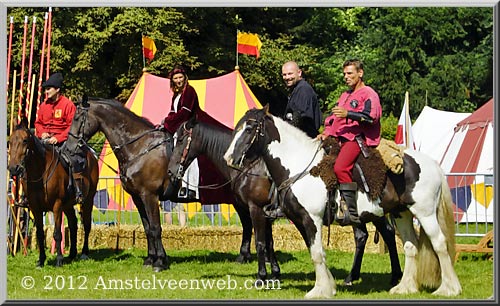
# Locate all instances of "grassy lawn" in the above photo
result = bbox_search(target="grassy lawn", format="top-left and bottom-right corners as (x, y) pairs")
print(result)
(6, 246), (494, 301)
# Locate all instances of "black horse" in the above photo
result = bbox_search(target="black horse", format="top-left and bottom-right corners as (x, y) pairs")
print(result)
(168, 118), (402, 286)
(167, 118), (279, 281)
(65, 97), (255, 272)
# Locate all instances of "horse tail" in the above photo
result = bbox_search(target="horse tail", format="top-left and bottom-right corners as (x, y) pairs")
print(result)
(417, 174), (456, 288)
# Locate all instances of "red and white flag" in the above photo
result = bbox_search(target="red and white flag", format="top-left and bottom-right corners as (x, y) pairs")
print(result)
(394, 91), (416, 149)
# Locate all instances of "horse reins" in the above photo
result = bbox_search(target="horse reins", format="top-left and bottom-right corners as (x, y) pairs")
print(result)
(176, 123), (265, 191)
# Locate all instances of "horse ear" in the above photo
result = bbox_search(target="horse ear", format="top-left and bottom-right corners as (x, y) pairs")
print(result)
(186, 116), (197, 129)
(82, 94), (89, 107)
(19, 116), (29, 129)
(263, 104), (270, 114)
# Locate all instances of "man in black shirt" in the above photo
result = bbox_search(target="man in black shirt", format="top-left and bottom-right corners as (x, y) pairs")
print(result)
(282, 61), (322, 138)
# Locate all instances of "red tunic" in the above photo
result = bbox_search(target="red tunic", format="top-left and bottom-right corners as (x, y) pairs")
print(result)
(323, 86), (381, 146)
(34, 95), (76, 143)
(323, 86), (382, 183)
(163, 84), (199, 134)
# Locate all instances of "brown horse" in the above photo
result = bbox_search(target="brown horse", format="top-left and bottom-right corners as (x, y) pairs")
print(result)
(8, 119), (99, 267)
(64, 97), (255, 272)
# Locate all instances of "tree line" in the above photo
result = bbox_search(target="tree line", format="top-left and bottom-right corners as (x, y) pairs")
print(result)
(6, 7), (493, 140)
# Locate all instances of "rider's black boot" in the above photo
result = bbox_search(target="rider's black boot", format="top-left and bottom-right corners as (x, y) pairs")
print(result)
(336, 182), (361, 226)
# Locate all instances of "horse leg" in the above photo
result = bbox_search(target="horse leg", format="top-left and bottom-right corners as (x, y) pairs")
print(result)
(131, 195), (155, 267)
(52, 206), (64, 267)
(249, 205), (270, 282)
(232, 203), (253, 263)
(416, 214), (462, 296)
(265, 218), (280, 279)
(141, 194), (168, 272)
(287, 210), (336, 299)
(33, 211), (46, 268)
(344, 223), (368, 286)
(389, 210), (419, 295)
(373, 216), (402, 286)
(64, 206), (78, 260)
(80, 195), (93, 260)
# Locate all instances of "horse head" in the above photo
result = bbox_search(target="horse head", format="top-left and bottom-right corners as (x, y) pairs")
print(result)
(66, 96), (97, 154)
(8, 122), (37, 178)
(224, 105), (278, 168)
(167, 119), (198, 184)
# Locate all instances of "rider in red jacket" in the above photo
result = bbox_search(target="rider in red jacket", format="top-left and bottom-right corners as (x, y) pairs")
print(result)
(35, 72), (84, 203)
(35, 73), (76, 144)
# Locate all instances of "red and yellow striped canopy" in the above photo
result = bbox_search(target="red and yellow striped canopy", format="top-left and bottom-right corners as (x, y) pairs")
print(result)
(97, 70), (262, 211)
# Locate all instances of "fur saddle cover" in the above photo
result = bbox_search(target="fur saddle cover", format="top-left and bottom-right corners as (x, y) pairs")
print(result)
(310, 137), (391, 201)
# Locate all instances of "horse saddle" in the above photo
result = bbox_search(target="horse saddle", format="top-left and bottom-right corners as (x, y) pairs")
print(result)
(310, 136), (388, 202)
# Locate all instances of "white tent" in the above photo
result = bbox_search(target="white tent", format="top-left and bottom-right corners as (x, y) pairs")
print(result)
(412, 106), (471, 163)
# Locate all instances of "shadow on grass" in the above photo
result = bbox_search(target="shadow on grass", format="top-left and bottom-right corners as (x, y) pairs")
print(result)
(46, 248), (135, 265)
(166, 250), (296, 265)
(274, 267), (398, 294)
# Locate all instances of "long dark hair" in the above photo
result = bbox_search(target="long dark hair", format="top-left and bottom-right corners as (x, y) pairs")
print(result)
(168, 64), (189, 94)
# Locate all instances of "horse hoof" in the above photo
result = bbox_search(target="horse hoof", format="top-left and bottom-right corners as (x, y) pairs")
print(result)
(80, 254), (90, 260)
(343, 281), (353, 286)
(235, 254), (251, 264)
(153, 266), (165, 273)
(143, 258), (154, 267)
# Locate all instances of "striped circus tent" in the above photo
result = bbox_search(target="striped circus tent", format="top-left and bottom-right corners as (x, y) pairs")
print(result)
(439, 98), (494, 223)
(96, 69), (262, 220)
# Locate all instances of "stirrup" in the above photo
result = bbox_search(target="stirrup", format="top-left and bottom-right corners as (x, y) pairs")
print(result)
(178, 187), (197, 200)
(335, 201), (360, 226)
(263, 203), (286, 219)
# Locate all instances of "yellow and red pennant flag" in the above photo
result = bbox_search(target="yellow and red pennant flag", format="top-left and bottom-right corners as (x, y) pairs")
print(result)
(142, 36), (157, 61)
(237, 32), (262, 59)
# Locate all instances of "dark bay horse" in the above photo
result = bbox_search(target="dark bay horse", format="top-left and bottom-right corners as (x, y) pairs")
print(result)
(167, 118), (402, 286)
(224, 106), (462, 299)
(8, 119), (99, 267)
(65, 97), (255, 272)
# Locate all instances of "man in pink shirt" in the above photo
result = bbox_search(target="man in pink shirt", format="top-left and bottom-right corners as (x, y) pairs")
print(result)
(318, 59), (382, 226)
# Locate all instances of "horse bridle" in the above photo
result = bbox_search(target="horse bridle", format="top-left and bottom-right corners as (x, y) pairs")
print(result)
(235, 117), (265, 168)
(67, 104), (90, 153)
(174, 121), (260, 191)
(17, 128), (60, 184)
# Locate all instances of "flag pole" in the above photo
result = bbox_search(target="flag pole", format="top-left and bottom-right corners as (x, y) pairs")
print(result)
(404, 91), (410, 149)
(6, 16), (14, 103)
(46, 7), (52, 79)
(18, 16), (29, 123)
(141, 35), (146, 69)
(236, 29), (239, 68)
(26, 16), (37, 127)
(36, 12), (49, 119)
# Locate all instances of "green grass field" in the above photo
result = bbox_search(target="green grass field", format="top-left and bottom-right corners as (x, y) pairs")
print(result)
(6, 246), (494, 301)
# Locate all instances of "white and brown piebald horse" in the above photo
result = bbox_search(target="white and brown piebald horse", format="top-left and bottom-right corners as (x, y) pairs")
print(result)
(224, 106), (461, 299)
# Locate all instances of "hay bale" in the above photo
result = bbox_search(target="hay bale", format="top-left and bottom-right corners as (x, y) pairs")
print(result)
(31, 223), (403, 254)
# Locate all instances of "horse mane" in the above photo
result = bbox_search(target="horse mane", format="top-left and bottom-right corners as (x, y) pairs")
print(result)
(194, 121), (231, 157)
(272, 115), (321, 152)
(88, 98), (155, 128)
(14, 125), (47, 156)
